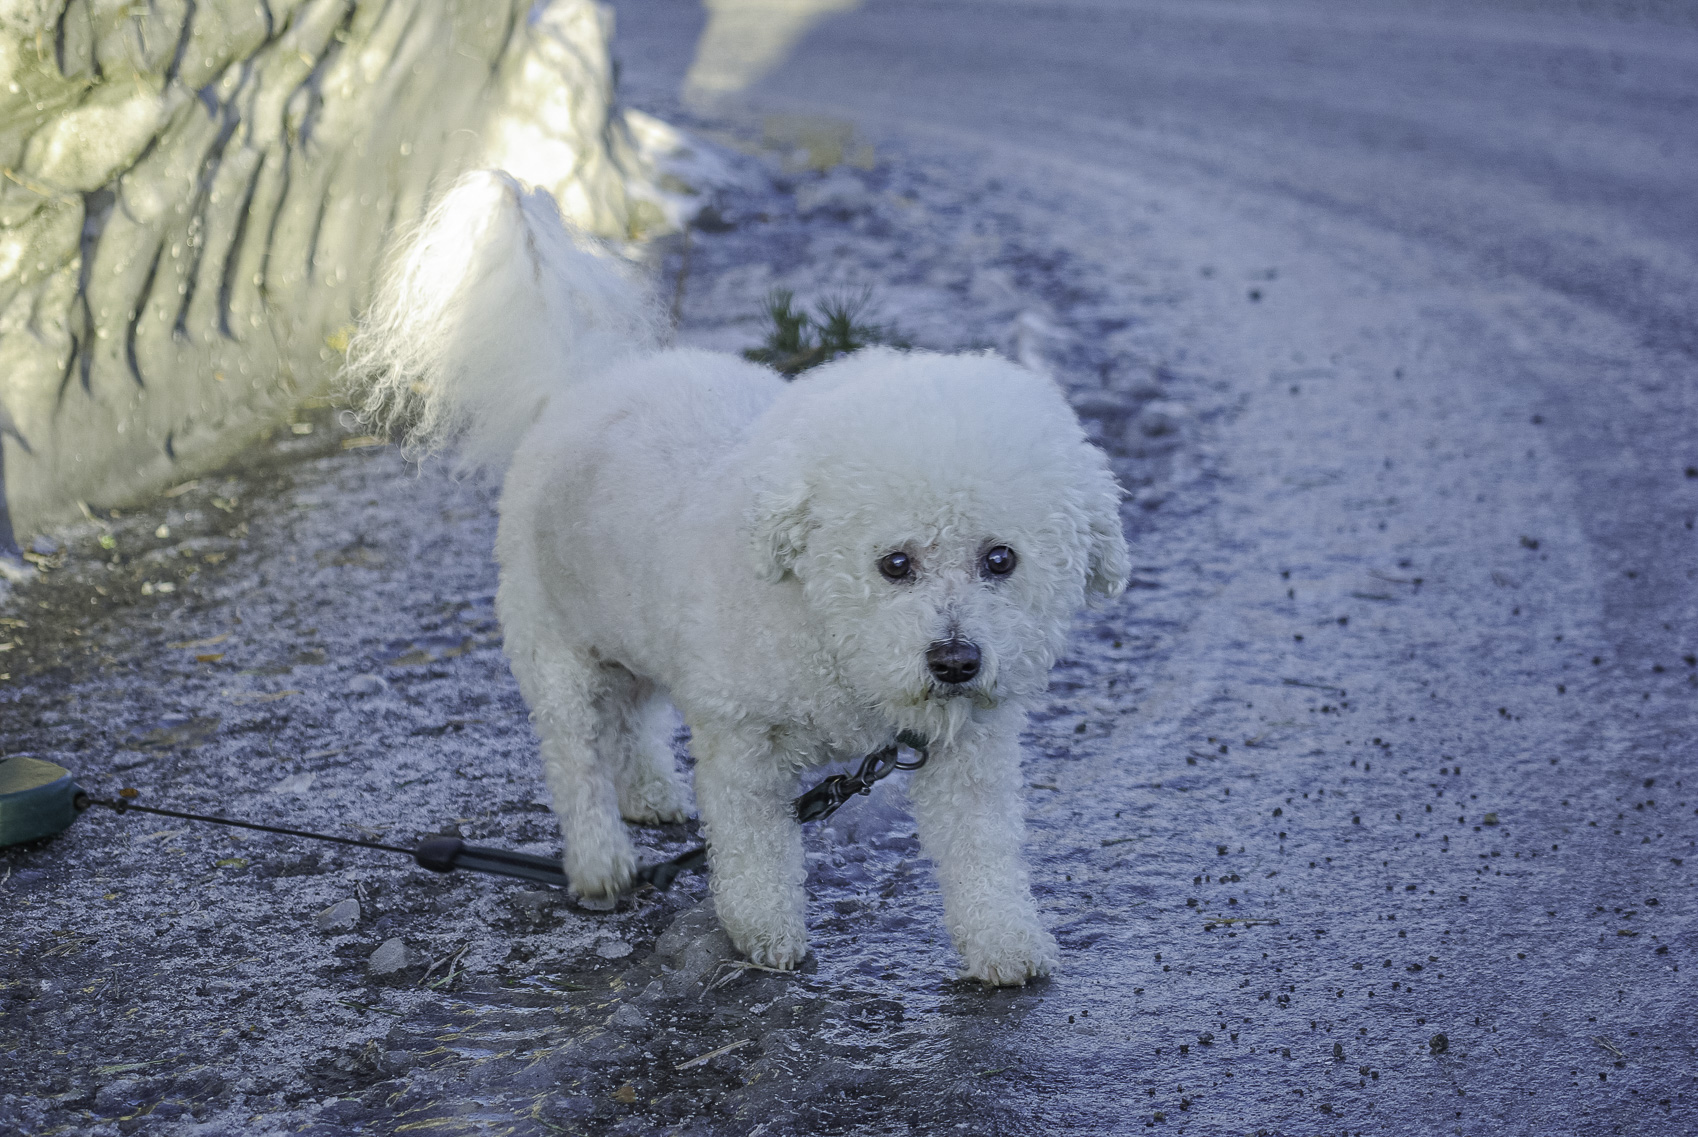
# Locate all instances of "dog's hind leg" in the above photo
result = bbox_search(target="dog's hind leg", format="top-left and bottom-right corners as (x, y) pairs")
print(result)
(510, 643), (635, 901)
(599, 675), (691, 825)
(690, 722), (809, 970)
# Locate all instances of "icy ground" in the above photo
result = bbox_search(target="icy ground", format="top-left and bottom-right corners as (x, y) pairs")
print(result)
(0, 133), (1193, 1136)
(6, 1), (1698, 1134)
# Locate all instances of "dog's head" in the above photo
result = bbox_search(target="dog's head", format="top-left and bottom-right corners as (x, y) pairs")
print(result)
(747, 350), (1129, 741)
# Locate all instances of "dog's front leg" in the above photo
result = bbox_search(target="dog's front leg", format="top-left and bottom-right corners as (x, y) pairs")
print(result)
(908, 710), (1058, 986)
(692, 725), (809, 970)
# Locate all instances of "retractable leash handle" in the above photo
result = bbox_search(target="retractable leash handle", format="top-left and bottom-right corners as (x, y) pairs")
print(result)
(0, 756), (83, 846)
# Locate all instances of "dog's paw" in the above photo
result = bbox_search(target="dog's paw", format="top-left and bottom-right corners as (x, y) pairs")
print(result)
(959, 923), (1060, 987)
(617, 777), (691, 826)
(565, 845), (635, 902)
(719, 908), (809, 971)
(736, 924), (810, 972)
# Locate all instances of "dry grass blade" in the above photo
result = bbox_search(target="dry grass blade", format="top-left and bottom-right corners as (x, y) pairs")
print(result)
(421, 943), (470, 988)
(675, 1038), (752, 1070)
(1281, 678), (1347, 694)
(223, 689), (301, 704)
(167, 634), (229, 650)
(702, 958), (792, 996)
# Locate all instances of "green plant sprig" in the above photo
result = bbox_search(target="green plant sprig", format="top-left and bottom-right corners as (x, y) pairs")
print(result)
(743, 288), (909, 377)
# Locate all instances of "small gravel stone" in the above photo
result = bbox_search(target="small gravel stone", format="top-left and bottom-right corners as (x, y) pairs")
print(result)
(657, 902), (738, 992)
(1131, 400), (1191, 440)
(795, 170), (872, 216)
(595, 937), (633, 959)
(92, 1078), (140, 1115)
(513, 889), (558, 915)
(317, 899), (360, 932)
(346, 674), (388, 696)
(369, 938), (414, 976)
(1069, 389), (1137, 419)
(270, 772), (316, 794)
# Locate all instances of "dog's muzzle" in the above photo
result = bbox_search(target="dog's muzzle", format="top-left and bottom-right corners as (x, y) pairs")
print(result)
(926, 638), (982, 686)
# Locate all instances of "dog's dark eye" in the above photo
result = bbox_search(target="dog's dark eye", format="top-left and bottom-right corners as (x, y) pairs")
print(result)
(981, 545), (1017, 578)
(878, 551), (914, 581)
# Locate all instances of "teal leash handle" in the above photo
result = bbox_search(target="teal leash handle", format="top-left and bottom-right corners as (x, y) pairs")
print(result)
(0, 756), (83, 847)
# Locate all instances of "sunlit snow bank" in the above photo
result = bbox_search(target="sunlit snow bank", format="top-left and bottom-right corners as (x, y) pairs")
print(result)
(0, 0), (666, 542)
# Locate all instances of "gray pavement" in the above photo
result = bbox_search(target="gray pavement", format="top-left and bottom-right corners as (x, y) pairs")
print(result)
(5, 1), (1698, 1134)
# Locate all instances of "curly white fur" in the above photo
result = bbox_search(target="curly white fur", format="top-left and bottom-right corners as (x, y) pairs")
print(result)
(344, 170), (661, 468)
(346, 171), (1130, 985)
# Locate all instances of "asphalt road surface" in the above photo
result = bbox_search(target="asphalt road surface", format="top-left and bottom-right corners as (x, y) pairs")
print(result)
(611, 0), (1698, 1129)
(4, 2), (1695, 1134)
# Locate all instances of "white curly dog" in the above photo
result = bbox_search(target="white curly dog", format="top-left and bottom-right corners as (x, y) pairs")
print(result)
(347, 172), (1129, 986)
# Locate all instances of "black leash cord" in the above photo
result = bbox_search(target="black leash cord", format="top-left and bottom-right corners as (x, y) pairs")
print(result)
(77, 731), (928, 896)
(80, 793), (579, 888)
(79, 794), (416, 856)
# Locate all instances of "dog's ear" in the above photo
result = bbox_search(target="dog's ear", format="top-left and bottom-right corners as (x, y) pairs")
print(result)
(748, 463), (815, 581)
(1082, 461), (1131, 602)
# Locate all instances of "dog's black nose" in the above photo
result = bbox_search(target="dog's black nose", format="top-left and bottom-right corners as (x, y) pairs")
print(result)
(927, 639), (981, 685)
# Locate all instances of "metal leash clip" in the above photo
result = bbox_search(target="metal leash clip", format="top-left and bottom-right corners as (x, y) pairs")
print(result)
(792, 731), (928, 824)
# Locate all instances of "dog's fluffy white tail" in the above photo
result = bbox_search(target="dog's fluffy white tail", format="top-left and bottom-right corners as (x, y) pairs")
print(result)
(344, 170), (661, 469)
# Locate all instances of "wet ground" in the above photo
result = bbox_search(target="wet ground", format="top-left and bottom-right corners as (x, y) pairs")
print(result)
(5, 1), (1698, 1134)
